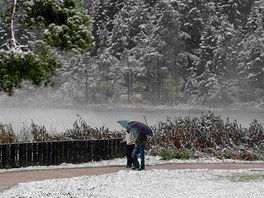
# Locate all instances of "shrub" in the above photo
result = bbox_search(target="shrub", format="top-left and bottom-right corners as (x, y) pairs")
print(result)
(161, 148), (192, 160)
(149, 111), (264, 160)
(0, 123), (15, 143)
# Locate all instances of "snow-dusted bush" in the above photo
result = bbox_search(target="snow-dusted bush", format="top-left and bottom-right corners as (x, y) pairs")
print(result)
(1, 111), (263, 160)
(149, 111), (264, 160)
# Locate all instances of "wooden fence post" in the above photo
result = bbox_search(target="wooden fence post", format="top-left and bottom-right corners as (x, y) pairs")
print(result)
(32, 142), (38, 166)
(10, 144), (18, 168)
(93, 140), (100, 161)
(27, 143), (33, 167)
(75, 140), (82, 164)
(83, 140), (92, 162)
(64, 141), (70, 163)
(18, 143), (27, 167)
(78, 140), (85, 163)
(51, 142), (58, 165)
(57, 141), (64, 165)
(38, 142), (45, 165)
(101, 140), (107, 160)
(1, 144), (8, 168)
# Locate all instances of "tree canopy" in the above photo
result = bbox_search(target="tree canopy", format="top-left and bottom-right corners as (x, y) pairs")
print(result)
(0, 0), (263, 107)
(0, 0), (92, 95)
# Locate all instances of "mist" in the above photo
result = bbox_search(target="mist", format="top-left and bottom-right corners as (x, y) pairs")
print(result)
(0, 102), (263, 134)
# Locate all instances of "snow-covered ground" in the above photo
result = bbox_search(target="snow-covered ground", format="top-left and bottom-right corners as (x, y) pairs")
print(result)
(1, 156), (264, 198)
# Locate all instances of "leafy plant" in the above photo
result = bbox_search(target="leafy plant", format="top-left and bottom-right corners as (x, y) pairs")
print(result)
(161, 148), (192, 160)
(30, 122), (53, 142)
(149, 111), (264, 160)
(0, 123), (15, 143)
(62, 115), (123, 140)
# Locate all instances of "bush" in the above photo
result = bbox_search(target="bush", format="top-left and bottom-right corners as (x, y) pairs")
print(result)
(0, 123), (15, 143)
(148, 111), (264, 160)
(1, 111), (263, 161)
(161, 148), (192, 160)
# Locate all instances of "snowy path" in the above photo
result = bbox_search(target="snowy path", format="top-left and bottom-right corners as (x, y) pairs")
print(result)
(1, 162), (264, 190)
(1, 168), (264, 198)
(0, 157), (264, 198)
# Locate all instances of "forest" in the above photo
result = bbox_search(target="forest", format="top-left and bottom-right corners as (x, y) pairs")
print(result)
(0, 0), (264, 108)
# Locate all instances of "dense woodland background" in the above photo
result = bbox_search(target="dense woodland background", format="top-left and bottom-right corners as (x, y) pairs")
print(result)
(0, 0), (264, 108)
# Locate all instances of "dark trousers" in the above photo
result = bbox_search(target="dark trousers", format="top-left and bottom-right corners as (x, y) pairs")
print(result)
(126, 144), (135, 167)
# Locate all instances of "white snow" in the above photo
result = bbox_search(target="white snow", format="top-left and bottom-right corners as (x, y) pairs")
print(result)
(1, 156), (264, 198)
(0, 155), (262, 173)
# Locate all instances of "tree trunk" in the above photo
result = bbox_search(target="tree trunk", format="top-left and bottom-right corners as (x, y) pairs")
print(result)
(11, 0), (18, 49)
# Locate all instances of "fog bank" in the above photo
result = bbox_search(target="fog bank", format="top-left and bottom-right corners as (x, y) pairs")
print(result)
(0, 104), (263, 133)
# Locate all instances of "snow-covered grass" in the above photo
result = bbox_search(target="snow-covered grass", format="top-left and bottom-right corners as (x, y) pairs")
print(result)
(1, 156), (264, 198)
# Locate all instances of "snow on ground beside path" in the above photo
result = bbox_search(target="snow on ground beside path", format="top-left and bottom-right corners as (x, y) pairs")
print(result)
(1, 169), (264, 198)
(0, 157), (264, 197)
(0, 155), (264, 174)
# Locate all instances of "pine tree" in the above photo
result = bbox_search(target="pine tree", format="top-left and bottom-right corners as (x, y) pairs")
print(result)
(91, 0), (109, 55)
(0, 0), (92, 95)
(154, 1), (183, 79)
(238, 1), (264, 90)
(105, 0), (124, 32)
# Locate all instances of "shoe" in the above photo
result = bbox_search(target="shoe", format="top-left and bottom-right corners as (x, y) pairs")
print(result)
(138, 168), (145, 171)
(132, 167), (139, 170)
(126, 166), (131, 168)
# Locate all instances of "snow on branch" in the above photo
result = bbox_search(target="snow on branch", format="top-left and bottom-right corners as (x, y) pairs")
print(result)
(6, 0), (28, 53)
(11, 0), (18, 49)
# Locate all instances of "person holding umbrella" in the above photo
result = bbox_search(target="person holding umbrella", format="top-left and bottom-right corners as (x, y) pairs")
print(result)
(121, 127), (135, 168)
(118, 120), (136, 168)
(132, 131), (147, 171)
(118, 120), (153, 171)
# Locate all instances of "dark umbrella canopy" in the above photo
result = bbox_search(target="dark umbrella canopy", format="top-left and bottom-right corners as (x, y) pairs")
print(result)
(117, 120), (153, 137)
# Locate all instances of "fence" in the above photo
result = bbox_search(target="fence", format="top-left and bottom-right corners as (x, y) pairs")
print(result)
(0, 138), (126, 169)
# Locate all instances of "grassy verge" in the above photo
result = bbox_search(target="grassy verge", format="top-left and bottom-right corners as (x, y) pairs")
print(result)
(220, 171), (264, 182)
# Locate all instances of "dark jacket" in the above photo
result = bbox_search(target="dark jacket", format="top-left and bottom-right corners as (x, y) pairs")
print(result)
(135, 132), (147, 146)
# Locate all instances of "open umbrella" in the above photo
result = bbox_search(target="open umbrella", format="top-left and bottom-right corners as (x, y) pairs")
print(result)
(117, 120), (153, 137)
(117, 120), (130, 129)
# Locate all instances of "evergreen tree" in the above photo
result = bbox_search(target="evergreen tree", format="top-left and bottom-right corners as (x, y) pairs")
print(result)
(23, 0), (92, 51)
(215, 0), (255, 29)
(238, 1), (264, 90)
(105, 0), (124, 32)
(211, 16), (238, 76)
(108, 0), (148, 58)
(196, 2), (241, 106)
(154, 1), (184, 79)
(177, 0), (205, 52)
(0, 0), (93, 95)
(196, 65), (227, 106)
(117, 48), (142, 103)
(96, 50), (118, 102)
(91, 0), (109, 55)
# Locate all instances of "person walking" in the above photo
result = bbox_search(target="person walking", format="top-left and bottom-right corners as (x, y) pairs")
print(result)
(122, 128), (135, 168)
(132, 132), (147, 171)
(117, 120), (153, 171)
